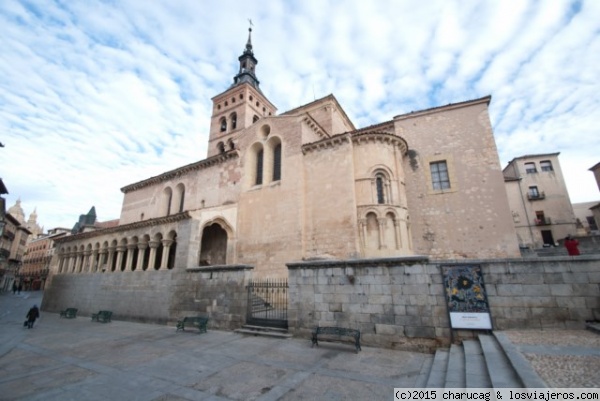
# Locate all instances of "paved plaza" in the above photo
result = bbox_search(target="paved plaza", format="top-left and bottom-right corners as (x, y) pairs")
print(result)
(1, 291), (432, 401)
(1, 291), (599, 400)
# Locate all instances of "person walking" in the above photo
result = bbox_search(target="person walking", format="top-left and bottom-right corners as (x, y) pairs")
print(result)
(26, 305), (40, 329)
(17, 283), (22, 294)
(12, 281), (17, 295)
(564, 235), (580, 256)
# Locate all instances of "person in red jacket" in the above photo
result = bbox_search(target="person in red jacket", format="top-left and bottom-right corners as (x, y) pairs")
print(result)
(564, 235), (580, 256)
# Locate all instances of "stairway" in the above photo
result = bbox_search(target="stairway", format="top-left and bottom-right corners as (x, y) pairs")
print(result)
(234, 324), (293, 339)
(425, 331), (547, 388)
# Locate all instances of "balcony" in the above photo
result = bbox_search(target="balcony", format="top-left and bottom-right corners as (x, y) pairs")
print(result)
(527, 192), (545, 201)
(0, 248), (9, 259)
(535, 217), (552, 226)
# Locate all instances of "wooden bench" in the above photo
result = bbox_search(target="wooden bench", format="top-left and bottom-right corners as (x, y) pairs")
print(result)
(91, 310), (112, 323)
(311, 326), (361, 353)
(59, 308), (78, 318)
(176, 316), (208, 333)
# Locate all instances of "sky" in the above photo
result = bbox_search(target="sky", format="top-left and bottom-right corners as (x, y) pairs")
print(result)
(1, 0), (599, 230)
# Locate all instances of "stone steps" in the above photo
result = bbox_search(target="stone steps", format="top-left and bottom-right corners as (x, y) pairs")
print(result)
(234, 324), (293, 339)
(425, 331), (546, 388)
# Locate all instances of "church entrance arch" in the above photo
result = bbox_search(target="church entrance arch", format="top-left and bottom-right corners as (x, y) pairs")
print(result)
(199, 222), (228, 265)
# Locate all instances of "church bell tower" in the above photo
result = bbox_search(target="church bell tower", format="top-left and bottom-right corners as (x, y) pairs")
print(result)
(207, 26), (277, 158)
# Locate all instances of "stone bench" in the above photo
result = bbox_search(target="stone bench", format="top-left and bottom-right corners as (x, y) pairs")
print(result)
(59, 308), (78, 319)
(311, 326), (361, 353)
(91, 310), (112, 323)
(176, 316), (208, 333)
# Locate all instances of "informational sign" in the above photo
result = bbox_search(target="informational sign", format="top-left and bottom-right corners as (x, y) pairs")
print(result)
(441, 265), (492, 330)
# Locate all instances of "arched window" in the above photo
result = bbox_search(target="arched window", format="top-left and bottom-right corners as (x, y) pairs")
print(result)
(376, 174), (385, 204)
(153, 235), (163, 270)
(217, 142), (225, 153)
(130, 237), (139, 271)
(371, 169), (392, 204)
(162, 187), (173, 216)
(273, 143), (282, 181)
(141, 235), (150, 271)
(174, 183), (185, 213)
(255, 149), (264, 185)
(168, 233), (177, 269)
(230, 112), (237, 130)
(220, 117), (227, 132)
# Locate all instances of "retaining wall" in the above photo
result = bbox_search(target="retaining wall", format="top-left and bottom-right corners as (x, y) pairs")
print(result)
(42, 264), (253, 330)
(42, 256), (600, 352)
(287, 256), (600, 352)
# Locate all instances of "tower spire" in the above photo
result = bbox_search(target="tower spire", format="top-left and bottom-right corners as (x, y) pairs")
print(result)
(231, 23), (260, 90)
(245, 19), (253, 53)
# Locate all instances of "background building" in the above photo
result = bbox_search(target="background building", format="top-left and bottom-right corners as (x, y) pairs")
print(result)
(589, 162), (600, 192)
(572, 201), (599, 235)
(503, 153), (577, 248)
(588, 162), (600, 233)
(0, 213), (31, 291)
(20, 228), (70, 291)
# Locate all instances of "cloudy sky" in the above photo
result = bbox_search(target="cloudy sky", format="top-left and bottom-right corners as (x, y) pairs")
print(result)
(1, 0), (599, 230)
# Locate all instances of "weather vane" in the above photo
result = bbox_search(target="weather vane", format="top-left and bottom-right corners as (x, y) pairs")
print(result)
(248, 18), (253, 30)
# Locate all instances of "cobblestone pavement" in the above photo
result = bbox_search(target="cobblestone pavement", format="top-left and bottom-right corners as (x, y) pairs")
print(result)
(504, 329), (600, 388)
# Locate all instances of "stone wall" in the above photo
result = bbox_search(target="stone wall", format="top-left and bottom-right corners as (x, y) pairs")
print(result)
(397, 98), (521, 260)
(287, 256), (600, 352)
(42, 264), (253, 330)
(43, 254), (600, 352)
(42, 271), (173, 324)
(172, 265), (252, 330)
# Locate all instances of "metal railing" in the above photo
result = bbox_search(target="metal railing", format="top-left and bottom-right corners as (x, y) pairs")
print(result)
(246, 278), (288, 329)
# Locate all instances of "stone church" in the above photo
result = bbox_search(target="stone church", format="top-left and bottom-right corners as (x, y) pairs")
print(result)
(49, 29), (520, 282)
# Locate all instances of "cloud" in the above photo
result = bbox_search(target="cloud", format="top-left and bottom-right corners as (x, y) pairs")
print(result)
(1, 0), (598, 230)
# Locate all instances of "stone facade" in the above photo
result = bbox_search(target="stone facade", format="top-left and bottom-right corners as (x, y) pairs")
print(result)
(504, 153), (577, 248)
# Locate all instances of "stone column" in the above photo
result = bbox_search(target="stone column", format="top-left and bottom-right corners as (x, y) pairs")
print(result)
(358, 218), (367, 251)
(74, 253), (82, 273)
(83, 250), (92, 272)
(115, 245), (126, 272)
(90, 250), (99, 272)
(148, 241), (160, 271)
(385, 181), (392, 204)
(61, 254), (68, 273)
(107, 247), (116, 272)
(126, 244), (137, 271)
(98, 249), (107, 272)
(68, 253), (76, 273)
(58, 255), (65, 273)
(159, 239), (174, 270)
(394, 219), (402, 249)
(136, 243), (148, 271)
